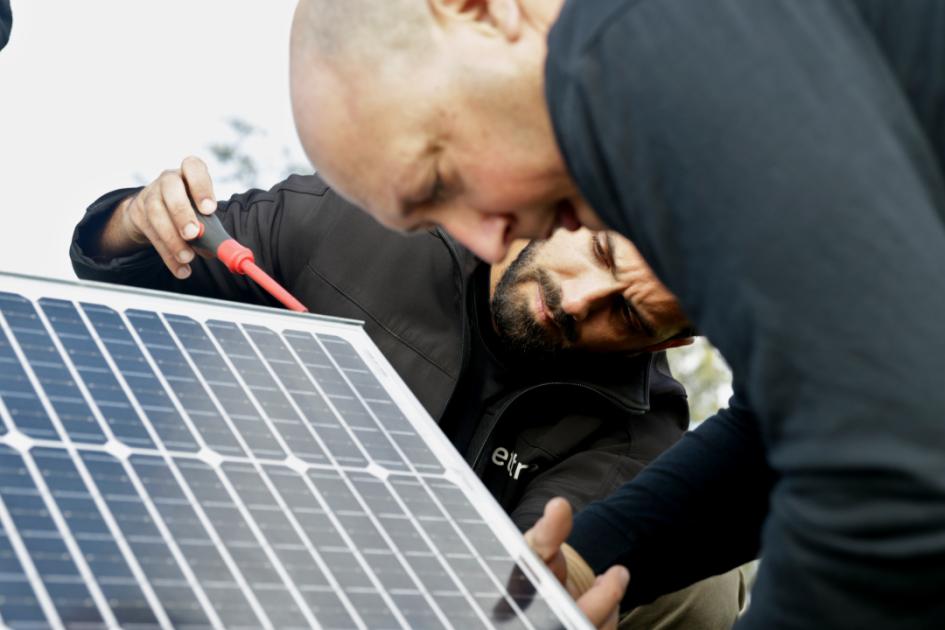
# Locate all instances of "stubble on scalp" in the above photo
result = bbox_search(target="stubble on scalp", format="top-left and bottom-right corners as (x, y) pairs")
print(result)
(292, 0), (431, 67)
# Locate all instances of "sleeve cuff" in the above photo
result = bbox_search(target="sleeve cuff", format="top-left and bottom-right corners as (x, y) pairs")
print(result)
(69, 187), (164, 280)
(561, 543), (596, 596)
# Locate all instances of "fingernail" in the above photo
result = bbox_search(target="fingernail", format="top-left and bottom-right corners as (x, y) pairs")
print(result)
(177, 249), (194, 264)
(176, 265), (191, 280)
(617, 566), (630, 587)
(200, 199), (216, 214)
(182, 223), (199, 240)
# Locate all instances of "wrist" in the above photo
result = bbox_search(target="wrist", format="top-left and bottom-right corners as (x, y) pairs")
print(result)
(98, 193), (147, 257)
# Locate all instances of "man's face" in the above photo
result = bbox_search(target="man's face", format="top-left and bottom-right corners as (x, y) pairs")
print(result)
(290, 0), (602, 264)
(491, 228), (690, 355)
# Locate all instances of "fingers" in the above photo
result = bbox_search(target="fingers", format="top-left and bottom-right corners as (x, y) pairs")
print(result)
(524, 498), (573, 562)
(120, 157), (216, 278)
(523, 498), (573, 585)
(159, 170), (201, 242)
(181, 155), (217, 215)
(576, 566), (629, 630)
(136, 216), (192, 280)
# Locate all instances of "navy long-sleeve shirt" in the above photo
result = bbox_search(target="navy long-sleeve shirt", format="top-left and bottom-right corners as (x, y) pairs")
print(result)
(0, 0), (12, 51)
(546, 1), (945, 627)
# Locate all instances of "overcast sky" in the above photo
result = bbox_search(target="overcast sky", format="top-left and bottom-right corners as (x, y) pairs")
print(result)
(0, 0), (307, 280)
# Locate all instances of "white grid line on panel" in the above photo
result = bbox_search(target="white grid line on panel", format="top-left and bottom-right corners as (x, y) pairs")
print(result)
(0, 430), (402, 474)
(158, 313), (364, 630)
(269, 329), (481, 629)
(220, 328), (391, 629)
(0, 311), (120, 628)
(0, 494), (60, 628)
(0, 394), (62, 630)
(235, 323), (483, 628)
(33, 303), (174, 630)
(74, 303), (228, 630)
(188, 319), (412, 629)
(239, 325), (457, 630)
(277, 331), (502, 627)
(122, 312), (276, 630)
(111, 309), (273, 629)
(157, 319), (324, 629)
(313, 334), (538, 629)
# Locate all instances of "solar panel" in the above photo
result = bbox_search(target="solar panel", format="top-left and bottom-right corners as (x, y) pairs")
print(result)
(0, 272), (589, 630)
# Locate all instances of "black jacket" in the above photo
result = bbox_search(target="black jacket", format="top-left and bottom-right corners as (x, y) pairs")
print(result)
(70, 174), (690, 529)
(547, 1), (945, 627)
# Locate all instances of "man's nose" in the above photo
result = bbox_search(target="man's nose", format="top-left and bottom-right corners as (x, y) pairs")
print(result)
(442, 213), (512, 263)
(560, 276), (621, 321)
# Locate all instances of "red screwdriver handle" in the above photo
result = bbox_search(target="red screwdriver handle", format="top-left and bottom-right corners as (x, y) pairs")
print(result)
(193, 212), (230, 252)
(191, 212), (308, 313)
(193, 213), (254, 274)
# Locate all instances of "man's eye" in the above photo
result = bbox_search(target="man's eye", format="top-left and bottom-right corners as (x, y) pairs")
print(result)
(613, 295), (637, 328)
(593, 234), (615, 270)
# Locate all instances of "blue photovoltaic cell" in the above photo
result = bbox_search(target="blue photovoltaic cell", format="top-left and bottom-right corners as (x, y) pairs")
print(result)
(162, 314), (285, 460)
(319, 334), (444, 474)
(81, 303), (200, 452)
(0, 306), (54, 440)
(174, 459), (311, 629)
(79, 451), (212, 628)
(223, 463), (356, 630)
(206, 321), (328, 464)
(0, 445), (103, 626)
(284, 331), (409, 471)
(130, 455), (261, 629)
(0, 500), (45, 626)
(125, 310), (245, 457)
(39, 298), (155, 449)
(0, 293), (105, 444)
(245, 324), (367, 468)
(0, 287), (573, 630)
(32, 447), (158, 627)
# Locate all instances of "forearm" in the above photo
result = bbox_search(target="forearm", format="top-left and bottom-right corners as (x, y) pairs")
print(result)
(70, 187), (275, 305)
(567, 401), (772, 608)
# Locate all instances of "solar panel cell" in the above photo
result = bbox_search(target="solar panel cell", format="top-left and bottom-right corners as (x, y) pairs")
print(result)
(82, 304), (200, 452)
(79, 451), (214, 628)
(32, 448), (160, 627)
(161, 315), (285, 460)
(206, 321), (328, 464)
(0, 445), (104, 626)
(39, 298), (156, 449)
(125, 310), (244, 457)
(0, 294), (106, 444)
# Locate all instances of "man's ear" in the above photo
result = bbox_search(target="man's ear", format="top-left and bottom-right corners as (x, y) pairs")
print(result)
(429, 0), (522, 40)
(643, 337), (696, 353)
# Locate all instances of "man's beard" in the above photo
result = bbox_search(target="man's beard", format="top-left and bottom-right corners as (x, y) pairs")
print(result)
(491, 243), (577, 356)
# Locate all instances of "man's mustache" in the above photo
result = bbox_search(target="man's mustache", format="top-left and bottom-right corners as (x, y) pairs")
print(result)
(534, 269), (578, 343)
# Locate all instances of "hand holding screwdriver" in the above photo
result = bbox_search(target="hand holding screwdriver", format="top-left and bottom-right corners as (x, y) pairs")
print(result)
(99, 155), (218, 279)
(97, 155), (307, 312)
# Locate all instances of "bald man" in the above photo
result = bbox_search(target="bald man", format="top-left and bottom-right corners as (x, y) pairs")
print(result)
(72, 161), (746, 629)
(288, 1), (945, 629)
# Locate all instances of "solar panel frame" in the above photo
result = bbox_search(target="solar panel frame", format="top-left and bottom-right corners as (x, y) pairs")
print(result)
(0, 271), (592, 630)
